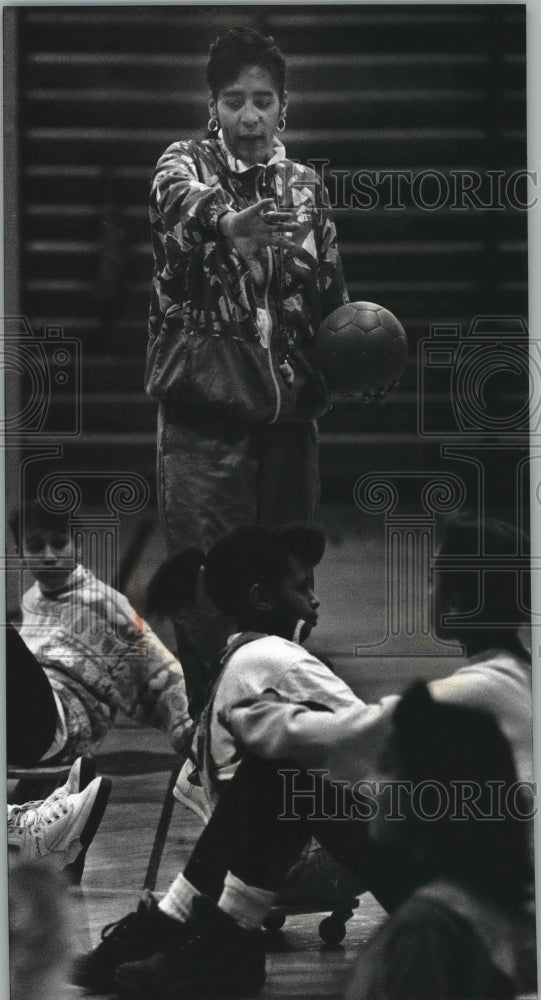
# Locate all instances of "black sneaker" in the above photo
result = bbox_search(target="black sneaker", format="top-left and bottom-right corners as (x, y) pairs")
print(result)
(115, 895), (266, 999)
(71, 890), (185, 993)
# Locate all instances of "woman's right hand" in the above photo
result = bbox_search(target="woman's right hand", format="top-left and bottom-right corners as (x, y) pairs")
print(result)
(219, 199), (300, 287)
(219, 198), (299, 248)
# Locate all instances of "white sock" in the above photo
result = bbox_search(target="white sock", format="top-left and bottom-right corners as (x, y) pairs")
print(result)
(218, 871), (278, 930)
(159, 872), (201, 923)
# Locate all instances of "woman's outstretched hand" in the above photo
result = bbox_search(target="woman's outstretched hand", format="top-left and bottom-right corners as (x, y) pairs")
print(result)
(220, 198), (299, 245)
(219, 199), (299, 287)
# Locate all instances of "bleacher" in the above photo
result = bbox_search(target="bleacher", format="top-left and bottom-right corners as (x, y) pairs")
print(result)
(14, 5), (528, 500)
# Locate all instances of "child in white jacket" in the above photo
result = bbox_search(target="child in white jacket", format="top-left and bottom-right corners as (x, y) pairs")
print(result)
(74, 523), (362, 994)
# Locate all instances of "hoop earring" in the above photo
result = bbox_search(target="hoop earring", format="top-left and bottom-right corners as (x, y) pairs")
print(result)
(277, 117), (286, 132)
(208, 117), (219, 133)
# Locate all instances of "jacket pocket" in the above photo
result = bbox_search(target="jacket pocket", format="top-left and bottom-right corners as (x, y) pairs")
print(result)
(145, 309), (194, 398)
(146, 324), (279, 422)
(181, 335), (278, 421)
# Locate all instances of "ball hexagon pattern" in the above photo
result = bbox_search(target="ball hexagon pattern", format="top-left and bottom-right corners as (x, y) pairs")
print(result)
(314, 301), (408, 395)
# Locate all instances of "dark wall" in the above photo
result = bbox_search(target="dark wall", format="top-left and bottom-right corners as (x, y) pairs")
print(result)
(11, 4), (528, 502)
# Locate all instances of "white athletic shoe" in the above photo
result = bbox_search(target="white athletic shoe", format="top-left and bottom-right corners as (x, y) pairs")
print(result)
(17, 756), (98, 813)
(173, 758), (212, 824)
(45, 755), (97, 804)
(7, 776), (112, 871)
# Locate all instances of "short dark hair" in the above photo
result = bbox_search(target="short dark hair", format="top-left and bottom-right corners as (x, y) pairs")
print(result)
(391, 681), (532, 905)
(145, 524), (324, 620)
(435, 512), (530, 650)
(206, 27), (286, 100)
(205, 525), (324, 616)
(9, 501), (70, 552)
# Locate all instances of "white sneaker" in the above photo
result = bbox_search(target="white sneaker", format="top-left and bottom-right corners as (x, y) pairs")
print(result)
(17, 757), (97, 813)
(7, 776), (112, 871)
(173, 758), (212, 824)
(46, 755), (97, 804)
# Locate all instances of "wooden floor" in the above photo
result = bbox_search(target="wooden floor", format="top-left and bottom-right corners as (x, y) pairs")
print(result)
(15, 504), (465, 1000)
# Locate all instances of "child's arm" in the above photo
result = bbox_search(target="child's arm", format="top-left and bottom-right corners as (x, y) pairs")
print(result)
(106, 606), (192, 754)
(133, 622), (193, 754)
(224, 692), (398, 780)
(216, 641), (394, 777)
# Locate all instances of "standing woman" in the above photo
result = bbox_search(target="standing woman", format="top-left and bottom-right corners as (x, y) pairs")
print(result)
(145, 27), (349, 697)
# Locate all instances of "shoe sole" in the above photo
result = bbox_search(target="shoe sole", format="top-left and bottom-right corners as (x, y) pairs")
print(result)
(71, 967), (120, 994)
(65, 778), (112, 883)
(115, 968), (265, 1000)
(80, 777), (112, 852)
(77, 755), (97, 794)
(72, 946), (168, 993)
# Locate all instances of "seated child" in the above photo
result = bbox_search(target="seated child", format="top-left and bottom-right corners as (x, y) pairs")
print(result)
(73, 523), (363, 991)
(8, 500), (191, 763)
(227, 513), (532, 789)
(344, 682), (535, 1000)
(144, 524), (362, 820)
(73, 514), (535, 999)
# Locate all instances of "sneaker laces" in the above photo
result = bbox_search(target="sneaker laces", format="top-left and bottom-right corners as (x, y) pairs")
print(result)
(100, 909), (145, 945)
(18, 797), (70, 829)
(7, 804), (25, 828)
(9, 795), (55, 814)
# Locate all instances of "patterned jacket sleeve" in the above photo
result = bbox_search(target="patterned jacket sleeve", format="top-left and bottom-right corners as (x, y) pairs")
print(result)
(151, 142), (234, 272)
(104, 599), (192, 755)
(317, 184), (349, 319)
(132, 621), (192, 754)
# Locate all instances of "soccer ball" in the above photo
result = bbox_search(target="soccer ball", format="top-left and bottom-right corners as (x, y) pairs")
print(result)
(314, 301), (408, 395)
